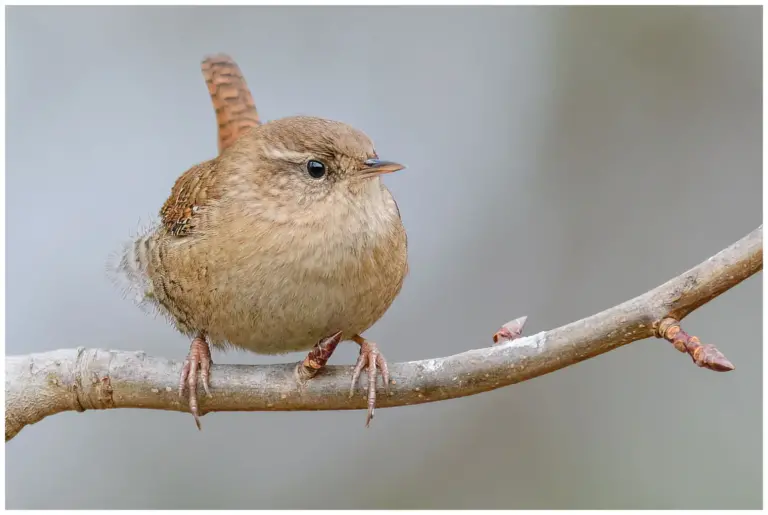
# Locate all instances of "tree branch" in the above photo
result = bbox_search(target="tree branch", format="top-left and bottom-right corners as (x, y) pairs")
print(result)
(6, 225), (762, 442)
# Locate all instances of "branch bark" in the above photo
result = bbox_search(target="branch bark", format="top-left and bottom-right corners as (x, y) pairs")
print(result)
(6, 225), (762, 442)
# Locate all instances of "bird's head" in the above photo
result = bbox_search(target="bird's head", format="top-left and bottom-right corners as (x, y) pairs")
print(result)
(222, 116), (404, 222)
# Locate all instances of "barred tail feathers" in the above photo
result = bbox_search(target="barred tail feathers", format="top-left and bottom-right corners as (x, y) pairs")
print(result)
(201, 53), (261, 154)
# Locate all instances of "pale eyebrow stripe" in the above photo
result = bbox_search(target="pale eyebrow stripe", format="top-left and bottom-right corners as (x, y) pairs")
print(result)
(263, 146), (308, 163)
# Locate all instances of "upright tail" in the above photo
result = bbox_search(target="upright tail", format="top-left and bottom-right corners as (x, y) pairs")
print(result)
(106, 221), (158, 313)
(201, 53), (261, 154)
(110, 54), (257, 309)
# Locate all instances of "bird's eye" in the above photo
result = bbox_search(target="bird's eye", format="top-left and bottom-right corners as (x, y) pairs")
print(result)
(306, 160), (326, 179)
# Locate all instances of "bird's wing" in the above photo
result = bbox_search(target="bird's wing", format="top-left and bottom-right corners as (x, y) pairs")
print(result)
(160, 54), (256, 237)
(201, 54), (261, 154)
(160, 159), (220, 237)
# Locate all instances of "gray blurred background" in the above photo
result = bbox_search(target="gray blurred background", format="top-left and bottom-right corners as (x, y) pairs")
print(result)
(6, 6), (761, 509)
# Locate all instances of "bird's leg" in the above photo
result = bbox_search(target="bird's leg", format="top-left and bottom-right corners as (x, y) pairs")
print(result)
(297, 331), (343, 381)
(178, 333), (212, 429)
(350, 334), (390, 427)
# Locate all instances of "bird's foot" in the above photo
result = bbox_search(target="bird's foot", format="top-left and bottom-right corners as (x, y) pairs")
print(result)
(178, 334), (212, 429)
(297, 331), (343, 381)
(350, 336), (390, 427)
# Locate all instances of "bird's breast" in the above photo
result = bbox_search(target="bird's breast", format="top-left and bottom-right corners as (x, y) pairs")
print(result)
(195, 189), (407, 353)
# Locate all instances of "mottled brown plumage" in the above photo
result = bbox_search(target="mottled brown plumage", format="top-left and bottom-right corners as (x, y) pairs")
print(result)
(112, 113), (408, 428)
(160, 160), (221, 236)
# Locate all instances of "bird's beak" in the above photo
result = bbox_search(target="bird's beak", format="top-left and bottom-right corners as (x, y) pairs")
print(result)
(359, 158), (405, 178)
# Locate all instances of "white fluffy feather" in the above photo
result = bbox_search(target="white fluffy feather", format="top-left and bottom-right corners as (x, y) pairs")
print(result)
(106, 217), (159, 315)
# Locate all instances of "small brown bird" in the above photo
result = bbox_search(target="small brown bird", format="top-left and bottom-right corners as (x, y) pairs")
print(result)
(110, 55), (408, 428)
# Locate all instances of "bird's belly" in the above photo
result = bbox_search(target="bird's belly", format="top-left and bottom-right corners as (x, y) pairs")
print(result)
(200, 238), (406, 355)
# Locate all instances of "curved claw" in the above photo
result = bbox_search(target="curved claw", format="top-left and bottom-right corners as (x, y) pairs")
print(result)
(376, 352), (390, 396)
(187, 354), (201, 429)
(366, 350), (378, 426)
(178, 335), (212, 430)
(178, 360), (191, 398)
(200, 355), (212, 397)
(349, 338), (389, 427)
(350, 351), (368, 398)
